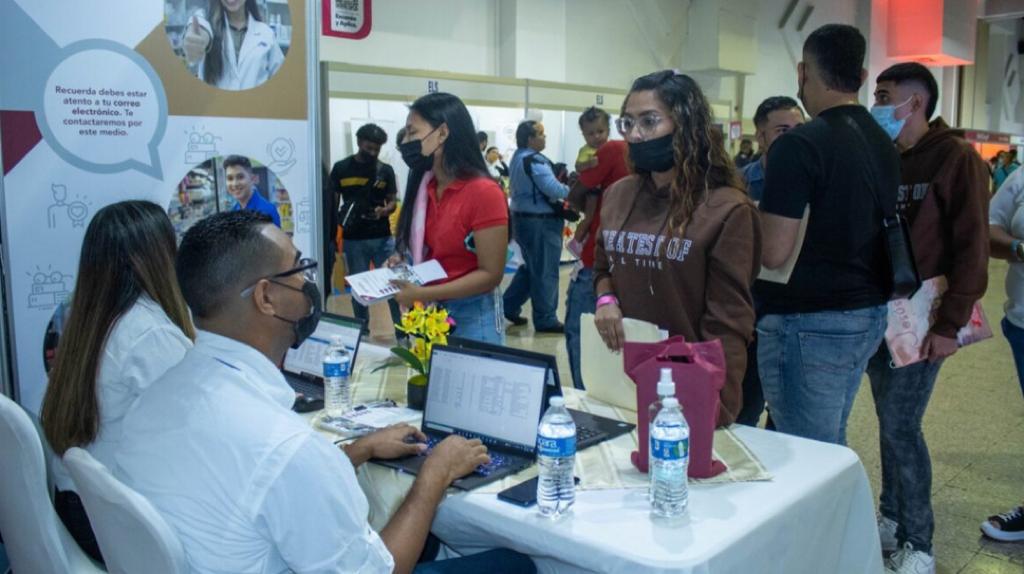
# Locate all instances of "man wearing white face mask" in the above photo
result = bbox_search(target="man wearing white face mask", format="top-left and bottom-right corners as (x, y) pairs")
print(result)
(868, 62), (990, 574)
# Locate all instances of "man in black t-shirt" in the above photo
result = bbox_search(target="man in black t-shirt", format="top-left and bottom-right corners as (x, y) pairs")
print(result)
(328, 123), (401, 331)
(755, 25), (899, 448)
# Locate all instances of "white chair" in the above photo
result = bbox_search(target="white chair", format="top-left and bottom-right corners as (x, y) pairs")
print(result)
(63, 447), (188, 574)
(0, 393), (105, 573)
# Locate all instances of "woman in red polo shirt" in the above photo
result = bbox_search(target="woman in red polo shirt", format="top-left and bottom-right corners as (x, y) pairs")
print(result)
(390, 92), (509, 344)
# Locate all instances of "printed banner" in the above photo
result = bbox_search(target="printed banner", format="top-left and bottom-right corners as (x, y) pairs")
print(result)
(0, 0), (316, 412)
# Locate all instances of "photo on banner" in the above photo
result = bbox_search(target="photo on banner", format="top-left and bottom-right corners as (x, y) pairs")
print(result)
(164, 0), (293, 91)
(169, 154), (294, 238)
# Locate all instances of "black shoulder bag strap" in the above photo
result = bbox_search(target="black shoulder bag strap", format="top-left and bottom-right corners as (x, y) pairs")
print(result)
(523, 151), (545, 206)
(842, 115), (921, 299)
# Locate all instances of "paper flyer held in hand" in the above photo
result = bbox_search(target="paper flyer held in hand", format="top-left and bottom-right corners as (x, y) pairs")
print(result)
(885, 276), (993, 368)
(344, 260), (447, 306)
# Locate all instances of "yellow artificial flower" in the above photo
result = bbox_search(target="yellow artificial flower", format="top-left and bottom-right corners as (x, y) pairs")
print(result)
(409, 337), (425, 362)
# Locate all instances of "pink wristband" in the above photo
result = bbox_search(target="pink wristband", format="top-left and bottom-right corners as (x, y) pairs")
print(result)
(596, 294), (619, 308)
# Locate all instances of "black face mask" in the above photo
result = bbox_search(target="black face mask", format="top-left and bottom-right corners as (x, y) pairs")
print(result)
(356, 150), (376, 164)
(628, 133), (675, 173)
(398, 139), (434, 172)
(273, 280), (323, 349)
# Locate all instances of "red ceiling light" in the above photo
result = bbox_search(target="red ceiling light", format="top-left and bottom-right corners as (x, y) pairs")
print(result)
(886, 0), (978, 66)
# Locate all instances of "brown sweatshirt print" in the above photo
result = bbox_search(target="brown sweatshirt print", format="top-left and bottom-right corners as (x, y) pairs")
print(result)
(594, 175), (763, 426)
(898, 118), (990, 337)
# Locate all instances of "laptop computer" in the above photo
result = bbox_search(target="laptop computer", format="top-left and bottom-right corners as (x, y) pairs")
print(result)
(282, 313), (365, 411)
(372, 345), (548, 490)
(447, 337), (635, 450)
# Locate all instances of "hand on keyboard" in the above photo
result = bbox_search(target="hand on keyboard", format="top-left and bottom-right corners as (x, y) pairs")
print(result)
(421, 435), (490, 486)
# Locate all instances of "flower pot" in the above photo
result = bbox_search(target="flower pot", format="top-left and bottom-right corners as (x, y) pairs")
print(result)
(406, 374), (428, 410)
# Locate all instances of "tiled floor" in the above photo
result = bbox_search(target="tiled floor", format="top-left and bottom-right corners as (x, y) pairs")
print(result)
(331, 260), (1024, 574)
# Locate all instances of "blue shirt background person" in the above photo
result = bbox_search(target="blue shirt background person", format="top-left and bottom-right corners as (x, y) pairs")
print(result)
(741, 160), (765, 202)
(508, 127), (568, 214)
(223, 155), (281, 227)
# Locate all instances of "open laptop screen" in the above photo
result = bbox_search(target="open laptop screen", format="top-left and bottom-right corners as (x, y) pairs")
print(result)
(282, 314), (363, 378)
(447, 336), (563, 401)
(424, 346), (547, 454)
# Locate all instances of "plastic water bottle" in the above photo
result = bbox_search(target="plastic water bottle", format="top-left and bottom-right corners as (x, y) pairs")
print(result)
(323, 335), (352, 418)
(536, 396), (576, 518)
(648, 368), (676, 502)
(650, 397), (689, 518)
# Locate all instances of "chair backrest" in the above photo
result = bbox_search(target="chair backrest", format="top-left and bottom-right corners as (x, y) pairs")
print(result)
(63, 447), (188, 574)
(0, 393), (77, 572)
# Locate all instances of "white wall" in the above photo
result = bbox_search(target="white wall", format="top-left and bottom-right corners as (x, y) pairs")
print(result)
(321, 0), (683, 90)
(319, 0), (499, 76)
(741, 0), (860, 122)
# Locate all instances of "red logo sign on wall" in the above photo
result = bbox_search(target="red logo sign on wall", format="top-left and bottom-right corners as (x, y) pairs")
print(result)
(323, 0), (372, 39)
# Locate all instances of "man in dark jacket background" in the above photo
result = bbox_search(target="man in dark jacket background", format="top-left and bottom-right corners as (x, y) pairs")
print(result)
(869, 62), (990, 574)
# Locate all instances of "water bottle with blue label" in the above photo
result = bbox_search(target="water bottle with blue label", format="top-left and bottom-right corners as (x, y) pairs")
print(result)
(323, 335), (351, 418)
(650, 397), (689, 518)
(536, 396), (576, 518)
(648, 368), (677, 503)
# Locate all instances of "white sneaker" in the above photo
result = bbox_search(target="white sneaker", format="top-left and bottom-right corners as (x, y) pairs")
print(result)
(885, 543), (935, 574)
(878, 514), (898, 553)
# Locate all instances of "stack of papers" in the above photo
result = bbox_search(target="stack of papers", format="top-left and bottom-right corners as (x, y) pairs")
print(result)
(344, 260), (447, 306)
(314, 404), (422, 439)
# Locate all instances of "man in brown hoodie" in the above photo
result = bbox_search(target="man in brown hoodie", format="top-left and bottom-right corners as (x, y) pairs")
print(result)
(869, 63), (990, 574)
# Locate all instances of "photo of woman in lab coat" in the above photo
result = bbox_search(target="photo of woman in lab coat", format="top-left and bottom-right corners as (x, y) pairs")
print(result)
(179, 0), (287, 91)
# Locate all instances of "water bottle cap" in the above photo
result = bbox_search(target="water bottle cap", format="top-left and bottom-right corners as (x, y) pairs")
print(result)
(657, 368), (675, 397)
(662, 397), (679, 408)
(548, 396), (565, 407)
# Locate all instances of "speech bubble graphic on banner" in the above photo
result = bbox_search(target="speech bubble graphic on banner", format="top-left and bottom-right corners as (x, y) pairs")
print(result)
(38, 40), (167, 179)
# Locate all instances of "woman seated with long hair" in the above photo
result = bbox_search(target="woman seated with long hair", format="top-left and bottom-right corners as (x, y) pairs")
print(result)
(593, 70), (763, 426)
(40, 200), (196, 561)
(389, 92), (510, 344)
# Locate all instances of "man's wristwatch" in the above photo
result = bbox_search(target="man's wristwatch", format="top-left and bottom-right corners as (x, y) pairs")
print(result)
(1014, 239), (1024, 262)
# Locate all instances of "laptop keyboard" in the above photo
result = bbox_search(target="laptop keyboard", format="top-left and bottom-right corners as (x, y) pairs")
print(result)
(287, 377), (323, 400)
(421, 436), (509, 477)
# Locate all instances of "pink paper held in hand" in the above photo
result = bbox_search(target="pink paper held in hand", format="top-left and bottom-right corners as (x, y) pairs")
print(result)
(885, 276), (993, 368)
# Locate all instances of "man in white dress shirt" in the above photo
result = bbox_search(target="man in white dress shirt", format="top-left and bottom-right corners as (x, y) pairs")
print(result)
(114, 211), (534, 574)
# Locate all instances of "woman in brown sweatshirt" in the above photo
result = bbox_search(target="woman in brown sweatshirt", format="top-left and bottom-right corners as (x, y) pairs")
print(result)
(593, 70), (762, 426)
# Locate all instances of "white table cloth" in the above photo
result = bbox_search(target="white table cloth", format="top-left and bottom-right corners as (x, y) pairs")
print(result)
(325, 344), (884, 574)
(431, 425), (882, 574)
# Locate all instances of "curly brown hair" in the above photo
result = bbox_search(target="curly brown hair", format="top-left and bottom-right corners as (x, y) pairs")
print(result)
(623, 70), (742, 232)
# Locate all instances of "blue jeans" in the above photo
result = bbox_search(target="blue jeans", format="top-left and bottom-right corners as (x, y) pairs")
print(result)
(564, 268), (594, 390)
(757, 305), (887, 445)
(443, 290), (504, 344)
(343, 237), (402, 328)
(413, 548), (536, 574)
(867, 345), (944, 554)
(503, 216), (563, 329)
(1001, 317), (1024, 398)
(736, 337), (766, 427)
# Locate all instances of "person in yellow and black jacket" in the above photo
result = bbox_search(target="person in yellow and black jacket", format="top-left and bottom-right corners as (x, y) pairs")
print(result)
(328, 123), (401, 333)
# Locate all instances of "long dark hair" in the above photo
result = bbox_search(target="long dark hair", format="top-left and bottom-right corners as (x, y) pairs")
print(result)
(203, 0), (264, 86)
(395, 92), (491, 255)
(624, 70), (742, 232)
(40, 201), (195, 454)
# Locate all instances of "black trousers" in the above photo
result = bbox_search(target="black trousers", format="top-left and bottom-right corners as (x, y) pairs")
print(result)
(54, 489), (104, 564)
